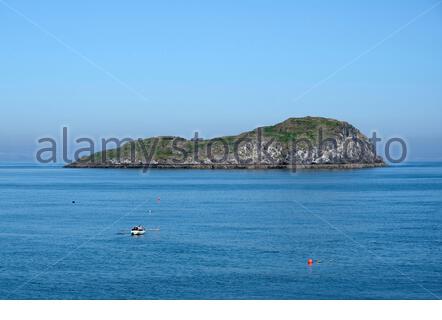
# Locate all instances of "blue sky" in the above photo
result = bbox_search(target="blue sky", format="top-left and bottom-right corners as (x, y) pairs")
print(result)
(1, 0), (441, 161)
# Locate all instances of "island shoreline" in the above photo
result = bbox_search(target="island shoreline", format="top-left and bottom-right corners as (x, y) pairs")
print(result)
(65, 162), (387, 170)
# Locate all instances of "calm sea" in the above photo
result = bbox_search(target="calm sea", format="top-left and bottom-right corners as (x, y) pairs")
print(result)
(0, 162), (441, 299)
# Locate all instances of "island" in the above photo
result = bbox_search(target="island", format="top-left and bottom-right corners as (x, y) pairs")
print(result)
(66, 116), (385, 169)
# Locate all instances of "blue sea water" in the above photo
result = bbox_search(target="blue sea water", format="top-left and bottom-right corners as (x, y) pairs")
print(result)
(0, 162), (441, 299)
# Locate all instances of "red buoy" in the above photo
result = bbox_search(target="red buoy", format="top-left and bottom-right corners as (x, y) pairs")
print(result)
(307, 258), (313, 265)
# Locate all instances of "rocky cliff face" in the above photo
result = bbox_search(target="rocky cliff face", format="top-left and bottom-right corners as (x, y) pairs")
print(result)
(66, 117), (385, 169)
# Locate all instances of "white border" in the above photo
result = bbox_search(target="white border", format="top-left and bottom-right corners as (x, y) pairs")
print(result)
(0, 301), (441, 320)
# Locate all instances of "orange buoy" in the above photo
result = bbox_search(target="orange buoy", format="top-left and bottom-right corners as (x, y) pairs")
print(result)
(307, 258), (313, 265)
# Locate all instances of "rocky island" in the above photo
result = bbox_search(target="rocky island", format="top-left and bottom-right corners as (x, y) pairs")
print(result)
(66, 117), (385, 169)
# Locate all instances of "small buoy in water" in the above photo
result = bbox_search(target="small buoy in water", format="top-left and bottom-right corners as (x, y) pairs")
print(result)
(307, 258), (313, 265)
(72, 201), (76, 204)
(156, 197), (161, 203)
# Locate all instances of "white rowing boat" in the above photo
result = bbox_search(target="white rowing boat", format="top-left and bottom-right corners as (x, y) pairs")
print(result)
(131, 226), (145, 235)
